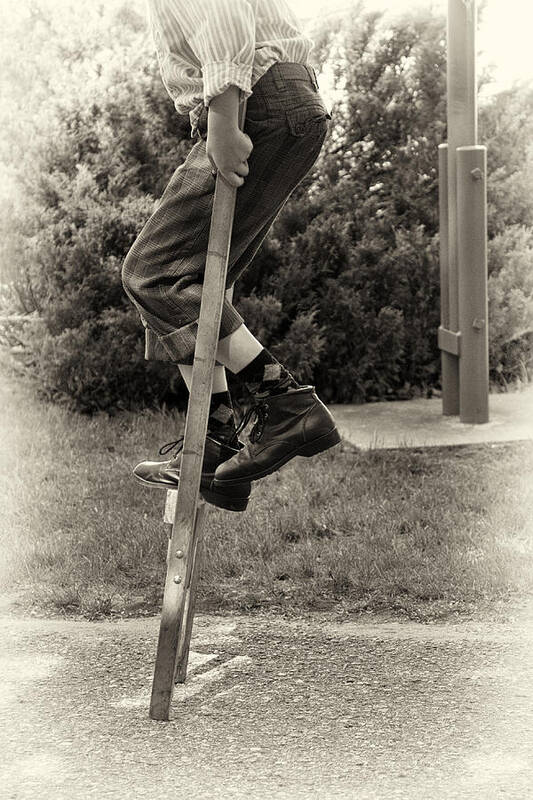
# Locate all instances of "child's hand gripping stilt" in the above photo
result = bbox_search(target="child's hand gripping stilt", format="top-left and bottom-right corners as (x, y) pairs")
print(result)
(207, 120), (253, 188)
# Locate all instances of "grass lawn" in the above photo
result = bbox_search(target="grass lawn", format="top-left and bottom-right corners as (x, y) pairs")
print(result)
(1, 367), (532, 623)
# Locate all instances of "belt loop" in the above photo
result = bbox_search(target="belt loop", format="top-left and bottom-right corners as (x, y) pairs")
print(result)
(305, 64), (319, 92)
(271, 62), (287, 92)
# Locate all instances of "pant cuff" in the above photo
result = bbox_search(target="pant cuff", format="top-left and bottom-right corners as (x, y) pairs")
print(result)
(143, 301), (245, 365)
(144, 326), (174, 362)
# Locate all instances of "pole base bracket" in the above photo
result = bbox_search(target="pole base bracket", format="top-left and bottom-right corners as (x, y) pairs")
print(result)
(438, 326), (461, 356)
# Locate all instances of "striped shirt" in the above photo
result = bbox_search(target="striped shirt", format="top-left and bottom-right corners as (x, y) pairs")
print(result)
(146, 0), (316, 138)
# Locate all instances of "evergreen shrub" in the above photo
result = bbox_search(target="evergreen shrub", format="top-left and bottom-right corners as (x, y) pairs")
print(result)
(1, 0), (532, 412)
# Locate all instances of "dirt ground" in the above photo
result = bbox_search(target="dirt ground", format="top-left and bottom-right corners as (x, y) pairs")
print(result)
(1, 595), (533, 800)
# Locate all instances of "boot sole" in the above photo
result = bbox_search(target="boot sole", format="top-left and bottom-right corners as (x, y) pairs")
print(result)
(133, 473), (250, 513)
(213, 426), (342, 487)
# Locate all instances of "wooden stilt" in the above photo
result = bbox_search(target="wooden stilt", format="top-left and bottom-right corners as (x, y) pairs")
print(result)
(175, 500), (208, 684)
(149, 95), (250, 722)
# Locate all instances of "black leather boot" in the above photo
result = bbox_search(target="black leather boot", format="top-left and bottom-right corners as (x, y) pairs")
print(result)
(212, 385), (341, 487)
(133, 432), (252, 512)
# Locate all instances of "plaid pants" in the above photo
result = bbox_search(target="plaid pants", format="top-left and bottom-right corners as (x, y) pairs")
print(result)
(121, 62), (332, 365)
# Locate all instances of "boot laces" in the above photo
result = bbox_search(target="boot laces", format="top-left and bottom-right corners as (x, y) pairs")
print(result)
(236, 400), (269, 443)
(158, 437), (184, 457)
(158, 427), (240, 458)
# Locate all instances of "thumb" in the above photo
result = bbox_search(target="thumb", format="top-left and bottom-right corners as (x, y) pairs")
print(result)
(207, 153), (217, 175)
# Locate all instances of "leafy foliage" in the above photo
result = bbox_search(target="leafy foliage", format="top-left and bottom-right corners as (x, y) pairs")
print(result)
(237, 3), (533, 398)
(0, 0), (532, 412)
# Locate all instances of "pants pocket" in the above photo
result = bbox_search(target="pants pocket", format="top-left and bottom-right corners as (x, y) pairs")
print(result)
(285, 106), (332, 137)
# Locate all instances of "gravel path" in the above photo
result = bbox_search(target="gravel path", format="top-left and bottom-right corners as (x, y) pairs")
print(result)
(1, 600), (533, 800)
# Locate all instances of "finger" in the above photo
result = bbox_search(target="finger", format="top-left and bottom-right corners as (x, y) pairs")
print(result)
(218, 171), (243, 188)
(243, 133), (253, 154)
(235, 161), (249, 177)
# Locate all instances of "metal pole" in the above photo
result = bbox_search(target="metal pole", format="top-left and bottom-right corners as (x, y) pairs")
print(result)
(456, 145), (489, 423)
(438, 143), (460, 414)
(441, 0), (478, 415)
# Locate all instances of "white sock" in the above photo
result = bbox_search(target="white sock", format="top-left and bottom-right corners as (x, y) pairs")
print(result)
(215, 324), (264, 374)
